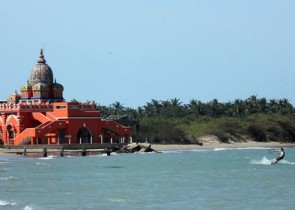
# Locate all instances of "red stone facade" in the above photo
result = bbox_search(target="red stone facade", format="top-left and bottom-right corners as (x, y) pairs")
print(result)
(0, 50), (131, 145)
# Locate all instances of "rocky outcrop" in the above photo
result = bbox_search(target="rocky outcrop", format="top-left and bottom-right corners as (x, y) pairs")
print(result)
(114, 143), (158, 153)
(183, 134), (203, 146)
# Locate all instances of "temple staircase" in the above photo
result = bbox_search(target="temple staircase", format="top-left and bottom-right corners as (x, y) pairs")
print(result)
(101, 120), (131, 136)
(13, 112), (66, 145)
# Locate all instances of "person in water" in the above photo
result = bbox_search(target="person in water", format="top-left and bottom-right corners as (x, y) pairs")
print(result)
(272, 148), (285, 164)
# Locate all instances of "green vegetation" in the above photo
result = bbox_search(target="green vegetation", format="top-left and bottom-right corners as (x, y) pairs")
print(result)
(87, 95), (295, 143)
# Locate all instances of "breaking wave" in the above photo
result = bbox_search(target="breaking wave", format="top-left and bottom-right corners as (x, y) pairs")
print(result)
(0, 200), (16, 206)
(24, 205), (34, 210)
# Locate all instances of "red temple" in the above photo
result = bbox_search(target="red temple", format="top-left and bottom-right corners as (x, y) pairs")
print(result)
(0, 50), (131, 146)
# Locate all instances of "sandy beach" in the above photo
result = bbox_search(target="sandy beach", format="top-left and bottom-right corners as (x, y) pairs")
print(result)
(151, 141), (295, 151)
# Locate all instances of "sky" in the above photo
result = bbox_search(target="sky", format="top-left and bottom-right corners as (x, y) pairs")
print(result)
(1, 0), (295, 108)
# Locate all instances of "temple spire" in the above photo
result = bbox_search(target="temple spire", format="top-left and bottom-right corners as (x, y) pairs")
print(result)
(37, 49), (46, 64)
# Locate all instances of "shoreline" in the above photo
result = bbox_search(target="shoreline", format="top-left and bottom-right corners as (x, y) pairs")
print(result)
(151, 141), (295, 151)
(1, 141), (294, 156)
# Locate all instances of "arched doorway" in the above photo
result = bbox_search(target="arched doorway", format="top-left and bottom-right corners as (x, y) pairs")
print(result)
(77, 127), (92, 144)
(6, 124), (15, 145)
(6, 124), (14, 139)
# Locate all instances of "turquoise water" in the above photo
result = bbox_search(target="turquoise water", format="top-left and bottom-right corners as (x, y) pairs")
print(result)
(1, 147), (295, 210)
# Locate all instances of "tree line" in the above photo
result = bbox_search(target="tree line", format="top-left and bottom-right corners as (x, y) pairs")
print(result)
(72, 96), (295, 143)
(84, 95), (295, 120)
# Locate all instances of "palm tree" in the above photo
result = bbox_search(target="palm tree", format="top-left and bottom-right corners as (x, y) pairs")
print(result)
(258, 97), (268, 113)
(137, 107), (145, 119)
(143, 102), (155, 117)
(208, 99), (223, 117)
(279, 98), (293, 115)
(111, 101), (125, 115)
(125, 107), (138, 120)
(188, 99), (200, 117)
(233, 99), (245, 118)
(269, 99), (279, 114)
(171, 98), (184, 117)
(160, 100), (172, 117)
(96, 104), (111, 117)
(151, 99), (162, 115)
(246, 95), (259, 114)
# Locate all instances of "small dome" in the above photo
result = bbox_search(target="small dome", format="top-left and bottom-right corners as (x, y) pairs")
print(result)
(7, 91), (21, 104)
(51, 82), (64, 90)
(29, 49), (53, 86)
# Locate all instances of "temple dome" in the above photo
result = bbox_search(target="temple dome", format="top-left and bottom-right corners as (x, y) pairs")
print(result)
(29, 49), (53, 86)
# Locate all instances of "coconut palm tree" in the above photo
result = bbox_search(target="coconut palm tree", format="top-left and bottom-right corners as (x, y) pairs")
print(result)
(111, 101), (125, 115)
(188, 99), (200, 117)
(151, 99), (162, 115)
(170, 98), (183, 117)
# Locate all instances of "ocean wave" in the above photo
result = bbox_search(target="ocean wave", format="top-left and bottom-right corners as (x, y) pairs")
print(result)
(0, 200), (16, 206)
(214, 148), (229, 151)
(24, 205), (34, 210)
(237, 147), (272, 150)
(38, 155), (56, 160)
(35, 162), (48, 166)
(214, 147), (271, 151)
(0, 176), (18, 180)
(160, 150), (182, 154)
(161, 149), (216, 153)
(99, 152), (118, 157)
(279, 160), (295, 165)
(107, 198), (136, 204)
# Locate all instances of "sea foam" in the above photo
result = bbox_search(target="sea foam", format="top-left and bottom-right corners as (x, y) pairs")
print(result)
(0, 200), (16, 206)
(24, 205), (34, 210)
(250, 156), (273, 165)
(38, 155), (56, 160)
(251, 156), (295, 165)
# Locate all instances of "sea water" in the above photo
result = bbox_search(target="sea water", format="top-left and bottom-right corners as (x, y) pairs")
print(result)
(0, 147), (295, 210)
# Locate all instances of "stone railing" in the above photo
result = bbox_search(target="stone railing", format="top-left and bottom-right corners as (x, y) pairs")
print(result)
(0, 103), (53, 111)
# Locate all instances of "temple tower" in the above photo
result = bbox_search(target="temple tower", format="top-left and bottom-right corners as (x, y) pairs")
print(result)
(20, 49), (64, 104)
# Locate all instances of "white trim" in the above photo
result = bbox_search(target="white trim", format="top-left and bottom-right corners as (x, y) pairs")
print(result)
(57, 117), (101, 120)
(47, 112), (58, 120)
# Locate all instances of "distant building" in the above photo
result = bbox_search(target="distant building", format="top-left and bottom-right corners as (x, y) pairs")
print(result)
(0, 50), (131, 145)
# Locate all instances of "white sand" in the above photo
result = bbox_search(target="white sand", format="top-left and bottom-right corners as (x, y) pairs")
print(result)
(151, 141), (295, 151)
